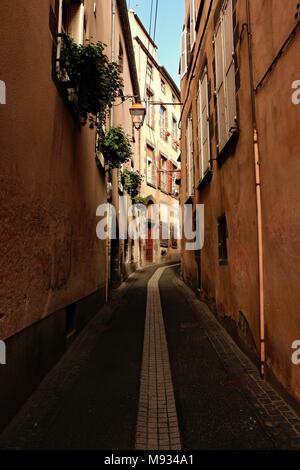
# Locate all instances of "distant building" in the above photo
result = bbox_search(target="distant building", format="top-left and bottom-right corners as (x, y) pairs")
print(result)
(129, 11), (181, 265)
(180, 0), (300, 409)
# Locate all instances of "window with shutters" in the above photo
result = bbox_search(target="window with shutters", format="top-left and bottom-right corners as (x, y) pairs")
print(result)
(198, 66), (211, 180)
(159, 106), (168, 139)
(60, 0), (85, 43)
(160, 222), (169, 248)
(214, 0), (237, 153)
(190, 0), (196, 50)
(146, 89), (155, 129)
(160, 156), (168, 192)
(55, 0), (85, 76)
(146, 61), (153, 81)
(146, 145), (156, 187)
(180, 27), (187, 79)
(171, 164), (179, 196)
(118, 41), (124, 74)
(172, 117), (178, 150)
(186, 110), (194, 197)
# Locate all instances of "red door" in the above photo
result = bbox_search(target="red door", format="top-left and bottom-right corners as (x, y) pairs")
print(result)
(146, 225), (153, 262)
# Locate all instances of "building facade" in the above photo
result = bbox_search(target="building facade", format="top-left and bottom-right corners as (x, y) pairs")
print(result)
(0, 0), (140, 431)
(180, 0), (300, 409)
(129, 11), (181, 265)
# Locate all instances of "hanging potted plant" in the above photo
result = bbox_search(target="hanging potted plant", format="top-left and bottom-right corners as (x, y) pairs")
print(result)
(59, 35), (123, 128)
(100, 126), (132, 169)
(120, 169), (143, 199)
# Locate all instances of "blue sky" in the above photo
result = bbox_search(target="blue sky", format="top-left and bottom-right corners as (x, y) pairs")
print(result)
(127, 0), (185, 87)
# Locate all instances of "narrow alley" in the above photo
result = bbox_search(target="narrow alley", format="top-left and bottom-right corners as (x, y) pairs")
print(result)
(0, 263), (299, 451)
(1, 0), (300, 461)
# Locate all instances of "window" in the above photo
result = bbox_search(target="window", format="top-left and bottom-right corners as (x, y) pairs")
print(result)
(171, 164), (179, 196)
(161, 79), (166, 94)
(172, 93), (176, 104)
(61, 0), (85, 43)
(56, 0), (85, 76)
(186, 111), (194, 197)
(214, 0), (237, 152)
(190, 0), (196, 49)
(170, 223), (178, 249)
(218, 215), (228, 264)
(180, 27), (187, 78)
(159, 105), (168, 139)
(160, 156), (168, 192)
(118, 41), (124, 74)
(146, 61), (153, 81)
(146, 89), (155, 129)
(160, 222), (169, 248)
(198, 66), (211, 180)
(172, 117), (178, 150)
(146, 145), (156, 186)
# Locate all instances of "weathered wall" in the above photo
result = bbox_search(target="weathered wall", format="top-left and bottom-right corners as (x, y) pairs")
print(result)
(251, 0), (300, 402)
(181, 0), (300, 406)
(0, 0), (108, 341)
(181, 0), (260, 361)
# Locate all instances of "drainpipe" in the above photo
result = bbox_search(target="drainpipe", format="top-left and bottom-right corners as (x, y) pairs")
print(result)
(246, 0), (265, 377)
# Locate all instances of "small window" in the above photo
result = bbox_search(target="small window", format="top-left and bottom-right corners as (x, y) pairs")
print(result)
(198, 66), (211, 180)
(159, 105), (168, 139)
(146, 61), (153, 81)
(218, 215), (228, 265)
(186, 110), (194, 197)
(161, 79), (166, 94)
(170, 223), (178, 248)
(160, 156), (168, 192)
(146, 145), (156, 187)
(118, 41), (124, 74)
(172, 117), (178, 150)
(180, 27), (187, 78)
(160, 222), (169, 248)
(146, 89), (155, 129)
(190, 0), (196, 49)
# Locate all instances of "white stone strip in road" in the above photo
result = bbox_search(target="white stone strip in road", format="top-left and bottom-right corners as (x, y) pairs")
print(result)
(135, 265), (181, 450)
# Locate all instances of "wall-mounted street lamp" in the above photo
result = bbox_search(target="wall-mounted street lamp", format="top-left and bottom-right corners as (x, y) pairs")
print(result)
(129, 102), (146, 130)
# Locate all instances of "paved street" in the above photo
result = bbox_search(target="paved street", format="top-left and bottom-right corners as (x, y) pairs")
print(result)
(0, 263), (300, 450)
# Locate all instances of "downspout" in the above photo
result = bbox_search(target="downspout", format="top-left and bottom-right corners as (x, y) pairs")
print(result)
(246, 0), (265, 377)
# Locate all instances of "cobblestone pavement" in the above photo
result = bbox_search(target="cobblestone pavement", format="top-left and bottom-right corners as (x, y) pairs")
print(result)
(0, 262), (300, 450)
(136, 266), (181, 450)
(160, 266), (300, 450)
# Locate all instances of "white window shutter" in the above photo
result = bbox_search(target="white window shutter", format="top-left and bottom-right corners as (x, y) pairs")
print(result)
(223, 0), (236, 137)
(181, 29), (187, 78)
(199, 69), (210, 179)
(186, 113), (194, 196)
(215, 21), (227, 151)
(190, 0), (196, 49)
(214, 0), (237, 152)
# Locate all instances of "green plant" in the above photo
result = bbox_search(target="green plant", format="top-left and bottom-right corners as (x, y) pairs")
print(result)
(120, 169), (142, 199)
(100, 127), (132, 169)
(60, 35), (123, 127)
(132, 195), (147, 205)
